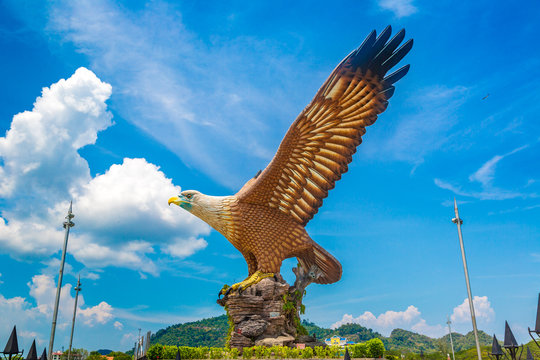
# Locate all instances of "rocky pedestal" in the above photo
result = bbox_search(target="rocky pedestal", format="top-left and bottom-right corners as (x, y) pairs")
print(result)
(217, 265), (325, 350)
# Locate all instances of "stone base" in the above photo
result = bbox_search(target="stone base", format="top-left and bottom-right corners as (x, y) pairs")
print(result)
(217, 276), (299, 350)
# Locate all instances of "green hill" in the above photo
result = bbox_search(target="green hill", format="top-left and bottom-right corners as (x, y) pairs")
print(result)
(150, 314), (492, 353)
(151, 315), (230, 347)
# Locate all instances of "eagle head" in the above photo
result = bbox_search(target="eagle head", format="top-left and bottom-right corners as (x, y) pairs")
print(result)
(168, 190), (230, 235)
(168, 190), (202, 212)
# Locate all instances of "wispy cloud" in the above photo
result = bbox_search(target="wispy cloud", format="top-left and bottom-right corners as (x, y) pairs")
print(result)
(468, 145), (528, 187)
(365, 85), (469, 167)
(46, 0), (313, 189)
(377, 0), (418, 18)
(435, 144), (537, 201)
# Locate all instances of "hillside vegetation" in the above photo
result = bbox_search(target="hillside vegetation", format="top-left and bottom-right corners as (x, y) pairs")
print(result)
(150, 315), (492, 353)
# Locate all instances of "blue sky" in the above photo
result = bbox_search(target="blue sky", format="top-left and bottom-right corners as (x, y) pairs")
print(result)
(1, 0), (539, 353)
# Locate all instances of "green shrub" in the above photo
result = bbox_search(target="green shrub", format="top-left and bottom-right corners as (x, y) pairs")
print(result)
(350, 343), (367, 358)
(366, 338), (385, 358)
(147, 344), (164, 360)
(210, 348), (224, 359)
(301, 347), (313, 359)
(326, 345), (341, 359)
(228, 348), (239, 359)
(242, 347), (253, 359)
(163, 345), (178, 359)
(314, 346), (326, 359)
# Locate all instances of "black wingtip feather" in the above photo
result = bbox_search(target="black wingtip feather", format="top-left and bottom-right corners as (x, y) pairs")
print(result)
(348, 30), (376, 67)
(344, 27), (412, 82)
(370, 29), (406, 69)
(383, 64), (410, 86)
(371, 26), (392, 56)
(381, 38), (413, 73)
(379, 86), (395, 100)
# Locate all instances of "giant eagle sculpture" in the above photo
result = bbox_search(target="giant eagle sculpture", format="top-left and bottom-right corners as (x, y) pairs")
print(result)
(169, 26), (413, 296)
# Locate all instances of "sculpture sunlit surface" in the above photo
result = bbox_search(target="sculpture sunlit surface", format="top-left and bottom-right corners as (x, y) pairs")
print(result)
(169, 26), (413, 296)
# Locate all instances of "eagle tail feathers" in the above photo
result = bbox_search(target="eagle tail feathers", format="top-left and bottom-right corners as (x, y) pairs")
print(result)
(298, 242), (342, 285)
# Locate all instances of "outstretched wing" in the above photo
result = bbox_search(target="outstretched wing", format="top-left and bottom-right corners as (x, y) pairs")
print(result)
(237, 26), (413, 226)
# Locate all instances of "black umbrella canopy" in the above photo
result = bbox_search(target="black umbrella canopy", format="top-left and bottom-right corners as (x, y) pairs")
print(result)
(504, 321), (519, 348)
(526, 347), (534, 360)
(344, 348), (351, 360)
(39, 348), (47, 360)
(491, 334), (503, 355)
(25, 340), (37, 360)
(3, 326), (19, 355)
(535, 293), (540, 333)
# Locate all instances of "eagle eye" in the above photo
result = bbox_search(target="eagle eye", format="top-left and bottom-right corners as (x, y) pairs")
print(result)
(185, 193), (193, 199)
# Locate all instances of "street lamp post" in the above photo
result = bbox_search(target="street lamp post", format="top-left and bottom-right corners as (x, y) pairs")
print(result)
(452, 199), (482, 360)
(48, 202), (75, 360)
(67, 275), (82, 360)
(447, 317), (456, 360)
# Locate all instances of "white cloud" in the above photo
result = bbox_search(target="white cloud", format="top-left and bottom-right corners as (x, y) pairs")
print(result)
(411, 319), (446, 338)
(331, 305), (443, 337)
(377, 0), (418, 18)
(46, 0), (314, 189)
(0, 271), (116, 349)
(79, 302), (114, 326)
(451, 296), (495, 324)
(0, 67), (111, 202)
(435, 144), (535, 201)
(469, 145), (528, 187)
(0, 68), (210, 275)
(332, 298), (494, 338)
(114, 321), (124, 330)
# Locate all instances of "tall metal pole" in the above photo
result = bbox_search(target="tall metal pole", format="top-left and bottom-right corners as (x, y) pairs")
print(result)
(452, 198), (482, 360)
(67, 275), (82, 360)
(48, 202), (75, 360)
(447, 316), (456, 360)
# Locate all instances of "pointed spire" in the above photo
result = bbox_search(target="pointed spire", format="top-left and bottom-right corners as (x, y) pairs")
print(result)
(535, 293), (540, 333)
(26, 340), (38, 360)
(175, 349), (181, 360)
(526, 347), (533, 360)
(344, 348), (351, 360)
(40, 348), (48, 360)
(504, 321), (519, 348)
(491, 334), (503, 355)
(3, 326), (20, 355)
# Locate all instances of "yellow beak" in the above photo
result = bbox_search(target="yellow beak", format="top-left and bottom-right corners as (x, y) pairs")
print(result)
(168, 196), (182, 206)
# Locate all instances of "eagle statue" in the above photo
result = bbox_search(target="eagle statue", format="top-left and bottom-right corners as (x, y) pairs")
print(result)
(169, 26), (413, 296)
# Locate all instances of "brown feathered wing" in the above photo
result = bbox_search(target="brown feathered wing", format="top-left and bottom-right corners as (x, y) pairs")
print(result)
(236, 27), (412, 284)
(237, 26), (413, 225)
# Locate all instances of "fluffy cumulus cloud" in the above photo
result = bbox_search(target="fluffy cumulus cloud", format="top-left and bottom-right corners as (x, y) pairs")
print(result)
(0, 67), (111, 202)
(0, 272), (114, 347)
(451, 296), (495, 323)
(331, 305), (445, 337)
(0, 68), (210, 275)
(332, 297), (494, 338)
